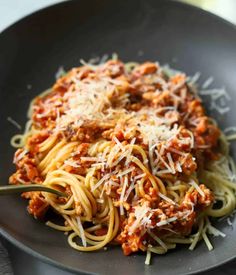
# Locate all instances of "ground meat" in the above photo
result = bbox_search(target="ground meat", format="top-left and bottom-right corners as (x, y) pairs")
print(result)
(10, 150), (41, 184)
(117, 183), (214, 255)
(116, 215), (145, 255)
(27, 193), (49, 219)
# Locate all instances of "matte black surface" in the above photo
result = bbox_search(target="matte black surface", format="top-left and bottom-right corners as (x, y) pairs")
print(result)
(2, 236), (236, 275)
(0, 0), (236, 274)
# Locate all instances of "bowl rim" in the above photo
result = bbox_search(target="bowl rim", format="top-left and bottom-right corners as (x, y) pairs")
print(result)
(0, 0), (236, 274)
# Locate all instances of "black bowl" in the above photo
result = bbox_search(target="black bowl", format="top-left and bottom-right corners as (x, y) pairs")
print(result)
(0, 0), (236, 274)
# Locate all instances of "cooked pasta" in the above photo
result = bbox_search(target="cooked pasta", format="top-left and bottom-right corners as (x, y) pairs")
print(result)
(9, 59), (236, 264)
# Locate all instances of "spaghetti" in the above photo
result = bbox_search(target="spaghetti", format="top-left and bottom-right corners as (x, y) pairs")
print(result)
(9, 59), (236, 264)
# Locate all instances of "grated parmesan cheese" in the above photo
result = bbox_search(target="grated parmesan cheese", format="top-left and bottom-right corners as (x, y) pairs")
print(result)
(55, 66), (66, 79)
(129, 203), (152, 233)
(207, 223), (226, 238)
(113, 137), (125, 152)
(133, 173), (146, 181)
(145, 249), (151, 265)
(147, 230), (167, 251)
(224, 126), (236, 134)
(7, 117), (22, 130)
(188, 179), (205, 197)
(166, 153), (176, 174)
(124, 181), (135, 202)
(64, 159), (81, 168)
(119, 176), (128, 216)
(92, 174), (111, 191)
(13, 149), (28, 164)
(202, 76), (214, 89)
(117, 167), (135, 178)
(227, 217), (233, 226)
(199, 88), (231, 115)
(158, 192), (177, 205)
(188, 72), (201, 84)
(156, 216), (177, 227)
(76, 217), (87, 247)
(155, 150), (174, 174)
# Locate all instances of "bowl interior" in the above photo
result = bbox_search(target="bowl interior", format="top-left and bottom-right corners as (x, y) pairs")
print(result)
(0, 1), (236, 274)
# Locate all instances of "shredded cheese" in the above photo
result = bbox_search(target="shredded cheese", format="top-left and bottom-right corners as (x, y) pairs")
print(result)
(7, 117), (22, 130)
(55, 66), (66, 79)
(145, 249), (152, 265)
(124, 181), (135, 202)
(188, 179), (205, 197)
(158, 192), (177, 205)
(133, 173), (146, 181)
(156, 217), (177, 227)
(119, 176), (128, 215)
(76, 217), (87, 247)
(13, 150), (28, 164)
(147, 230), (167, 251)
(92, 174), (111, 191)
(129, 203), (152, 233)
(166, 153), (176, 174)
(202, 76), (214, 89)
(64, 159), (81, 168)
(117, 167), (135, 178)
(207, 223), (226, 238)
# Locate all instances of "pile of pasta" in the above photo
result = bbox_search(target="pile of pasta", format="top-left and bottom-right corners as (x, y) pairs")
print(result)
(10, 59), (236, 264)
